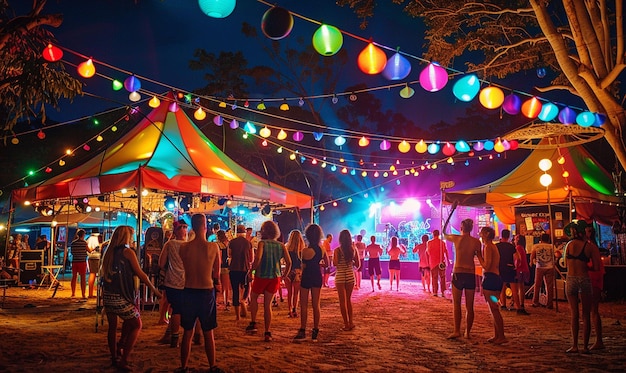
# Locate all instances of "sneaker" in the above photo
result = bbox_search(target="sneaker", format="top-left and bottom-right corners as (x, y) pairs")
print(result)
(294, 328), (306, 340)
(264, 331), (272, 342)
(517, 308), (530, 316)
(311, 328), (319, 342)
(245, 322), (258, 333)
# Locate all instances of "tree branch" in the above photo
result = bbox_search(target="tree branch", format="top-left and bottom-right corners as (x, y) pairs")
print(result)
(535, 84), (580, 96)
(601, 63), (626, 89)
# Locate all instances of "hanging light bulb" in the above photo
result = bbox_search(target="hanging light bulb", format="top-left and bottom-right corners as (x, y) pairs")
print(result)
(260, 127), (271, 138)
(257, 100), (266, 110)
(358, 136), (369, 147)
(112, 79), (124, 91)
(277, 129), (287, 140)
(168, 101), (179, 112)
(128, 91), (141, 102)
(42, 43), (63, 62)
(279, 99), (289, 111)
(229, 119), (239, 129)
(96, 135), (103, 142)
(194, 107), (207, 120)
(111, 126), (118, 132)
(149, 96), (161, 108)
(77, 59), (96, 78)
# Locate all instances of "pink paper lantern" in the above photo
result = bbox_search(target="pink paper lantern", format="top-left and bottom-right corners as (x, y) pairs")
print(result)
(293, 131), (304, 142)
(418, 63), (448, 92)
(380, 139), (391, 151)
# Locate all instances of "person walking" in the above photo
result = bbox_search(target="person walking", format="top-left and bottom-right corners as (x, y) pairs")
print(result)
(246, 221), (292, 342)
(70, 229), (88, 299)
(387, 236), (406, 291)
(178, 214), (223, 372)
(334, 230), (359, 331)
(354, 235), (367, 290)
(444, 219), (482, 339)
(427, 230), (450, 297)
(478, 226), (506, 344)
(100, 225), (161, 371)
(513, 235), (531, 315)
(530, 234), (556, 309)
(294, 224), (327, 342)
(365, 236), (383, 291)
(229, 225), (254, 321)
(413, 234), (431, 293)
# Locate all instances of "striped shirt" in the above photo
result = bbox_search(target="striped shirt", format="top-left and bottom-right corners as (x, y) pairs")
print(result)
(70, 239), (88, 263)
(256, 240), (284, 279)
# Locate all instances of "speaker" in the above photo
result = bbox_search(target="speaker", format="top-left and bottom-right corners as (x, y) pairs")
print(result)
(20, 250), (44, 261)
(19, 261), (42, 285)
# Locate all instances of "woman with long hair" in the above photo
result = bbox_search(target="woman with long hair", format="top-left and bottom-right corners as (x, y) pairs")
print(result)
(563, 221), (601, 353)
(513, 235), (531, 315)
(100, 225), (161, 370)
(217, 230), (232, 311)
(294, 224), (328, 342)
(284, 230), (305, 318)
(387, 236), (407, 291)
(334, 230), (359, 331)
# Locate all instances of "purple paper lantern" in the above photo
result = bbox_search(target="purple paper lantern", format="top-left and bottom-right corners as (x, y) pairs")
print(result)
(293, 131), (304, 142)
(213, 115), (223, 126)
(473, 141), (484, 151)
(124, 75), (141, 93)
(382, 51), (411, 80)
(380, 140), (391, 151)
(502, 94), (521, 115)
(419, 63), (448, 92)
(558, 107), (577, 124)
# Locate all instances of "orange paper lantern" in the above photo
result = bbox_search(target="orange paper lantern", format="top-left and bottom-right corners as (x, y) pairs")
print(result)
(77, 59), (96, 78)
(358, 43), (387, 75)
(521, 96), (543, 118)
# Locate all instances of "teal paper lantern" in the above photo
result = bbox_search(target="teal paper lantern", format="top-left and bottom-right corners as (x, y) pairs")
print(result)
(455, 141), (471, 152)
(538, 102), (559, 121)
(427, 143), (440, 154)
(452, 74), (480, 102)
(576, 111), (595, 127)
(312, 24), (343, 56)
(244, 121), (256, 134)
(382, 51), (411, 80)
(483, 140), (494, 151)
(334, 136), (346, 146)
(198, 0), (236, 18)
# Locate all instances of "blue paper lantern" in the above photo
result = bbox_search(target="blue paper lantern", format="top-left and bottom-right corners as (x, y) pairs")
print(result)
(313, 132), (324, 141)
(483, 140), (495, 151)
(198, 0), (236, 18)
(123, 75), (141, 93)
(594, 113), (607, 126)
(382, 51), (411, 80)
(427, 143), (440, 154)
(455, 140), (471, 152)
(538, 102), (559, 122)
(452, 74), (480, 102)
(576, 111), (595, 127)
(334, 136), (346, 146)
(536, 67), (547, 78)
(558, 107), (577, 124)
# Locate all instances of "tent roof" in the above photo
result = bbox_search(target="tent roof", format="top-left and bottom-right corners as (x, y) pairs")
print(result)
(446, 141), (619, 224)
(12, 97), (312, 209)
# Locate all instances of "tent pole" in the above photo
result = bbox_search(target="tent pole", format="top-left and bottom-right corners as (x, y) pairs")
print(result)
(4, 194), (14, 263)
(137, 167), (143, 251)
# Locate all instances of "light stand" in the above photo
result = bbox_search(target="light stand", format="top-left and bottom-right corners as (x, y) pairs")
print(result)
(539, 158), (557, 313)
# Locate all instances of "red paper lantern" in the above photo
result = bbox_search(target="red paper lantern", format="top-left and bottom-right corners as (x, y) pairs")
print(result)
(358, 43), (387, 75)
(442, 142), (456, 156)
(521, 96), (543, 118)
(42, 44), (63, 62)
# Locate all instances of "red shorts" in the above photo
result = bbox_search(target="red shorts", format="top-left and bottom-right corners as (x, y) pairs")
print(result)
(251, 277), (281, 295)
(72, 261), (87, 276)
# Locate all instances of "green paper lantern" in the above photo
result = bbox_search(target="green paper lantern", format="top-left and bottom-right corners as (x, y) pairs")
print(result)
(312, 24), (343, 56)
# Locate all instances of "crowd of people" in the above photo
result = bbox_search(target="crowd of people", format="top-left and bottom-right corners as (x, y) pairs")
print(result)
(33, 213), (605, 372)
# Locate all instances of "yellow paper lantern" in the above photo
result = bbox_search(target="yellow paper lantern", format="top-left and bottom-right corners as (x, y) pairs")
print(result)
(415, 140), (428, 153)
(493, 138), (506, 152)
(194, 107), (206, 121)
(149, 96), (161, 108)
(358, 42), (387, 75)
(358, 136), (370, 147)
(260, 127), (271, 138)
(398, 140), (410, 153)
(277, 129), (287, 140)
(479, 86), (505, 109)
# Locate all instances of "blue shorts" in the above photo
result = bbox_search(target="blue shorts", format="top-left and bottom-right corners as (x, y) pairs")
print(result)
(164, 287), (184, 315)
(482, 272), (503, 292)
(452, 272), (475, 290)
(181, 288), (217, 332)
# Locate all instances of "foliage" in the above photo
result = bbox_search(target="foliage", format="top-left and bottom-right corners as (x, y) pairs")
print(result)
(338, 0), (626, 173)
(0, 0), (82, 142)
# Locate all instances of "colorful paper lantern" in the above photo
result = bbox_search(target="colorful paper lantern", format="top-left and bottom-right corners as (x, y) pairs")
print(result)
(502, 93), (521, 115)
(261, 6), (294, 40)
(473, 141), (484, 151)
(483, 140), (495, 151)
(213, 115), (223, 126)
(455, 141), (470, 152)
(382, 51), (411, 80)
(124, 75), (141, 92)
(334, 136), (346, 146)
(418, 63), (448, 92)
(358, 43), (387, 75)
(594, 113), (606, 126)
(168, 101), (179, 112)
(149, 96), (161, 108)
(244, 121), (256, 134)
(313, 132), (324, 141)
(521, 96), (542, 118)
(415, 140), (428, 153)
(441, 142), (455, 156)
(198, 0), (236, 18)
(194, 107), (206, 120)
(452, 74), (480, 102)
(277, 129), (287, 140)
(427, 143), (440, 154)
(128, 91), (141, 102)
(112, 79), (123, 91)
(260, 127), (271, 138)
(399, 85), (414, 99)
(77, 59), (96, 78)
(538, 102), (559, 121)
(229, 119), (239, 129)
(293, 131), (304, 142)
(398, 140), (411, 153)
(558, 107), (576, 124)
(358, 136), (370, 147)
(479, 86), (504, 109)
(42, 44), (63, 62)
(576, 111), (595, 127)
(312, 24), (343, 56)
(493, 138), (505, 153)
(380, 139), (391, 151)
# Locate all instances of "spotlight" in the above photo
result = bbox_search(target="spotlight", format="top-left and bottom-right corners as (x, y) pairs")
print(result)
(164, 196), (176, 210)
(261, 204), (272, 216)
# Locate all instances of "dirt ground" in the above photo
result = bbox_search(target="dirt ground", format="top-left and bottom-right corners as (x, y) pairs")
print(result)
(0, 276), (625, 372)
